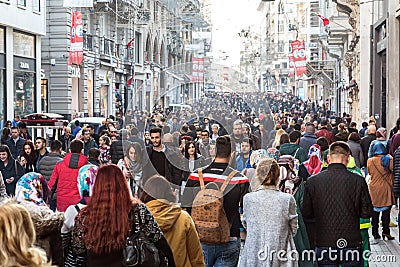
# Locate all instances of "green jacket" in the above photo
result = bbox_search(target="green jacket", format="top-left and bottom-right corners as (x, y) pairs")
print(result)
(279, 143), (308, 163)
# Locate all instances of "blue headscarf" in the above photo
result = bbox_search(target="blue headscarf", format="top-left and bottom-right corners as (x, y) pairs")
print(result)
(371, 142), (390, 171)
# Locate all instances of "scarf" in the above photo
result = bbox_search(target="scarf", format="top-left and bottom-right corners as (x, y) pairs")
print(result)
(303, 144), (322, 175)
(15, 172), (48, 206)
(370, 142), (390, 171)
(77, 164), (99, 199)
(128, 159), (142, 174)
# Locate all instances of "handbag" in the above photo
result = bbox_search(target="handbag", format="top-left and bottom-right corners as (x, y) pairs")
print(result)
(122, 207), (162, 267)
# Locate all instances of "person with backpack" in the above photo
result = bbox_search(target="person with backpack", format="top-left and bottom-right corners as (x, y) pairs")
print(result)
(240, 158), (298, 266)
(181, 136), (249, 267)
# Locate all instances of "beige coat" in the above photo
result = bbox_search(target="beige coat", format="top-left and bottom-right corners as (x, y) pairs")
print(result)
(367, 156), (395, 207)
(146, 200), (205, 267)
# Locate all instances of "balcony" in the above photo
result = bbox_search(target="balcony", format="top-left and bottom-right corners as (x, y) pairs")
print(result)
(99, 37), (115, 56)
(83, 34), (94, 52)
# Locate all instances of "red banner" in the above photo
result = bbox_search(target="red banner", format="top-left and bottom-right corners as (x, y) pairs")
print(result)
(69, 11), (84, 65)
(288, 54), (295, 77)
(291, 40), (307, 76)
(192, 57), (204, 82)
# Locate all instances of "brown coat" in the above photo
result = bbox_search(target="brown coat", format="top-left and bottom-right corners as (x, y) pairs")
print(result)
(367, 156), (395, 207)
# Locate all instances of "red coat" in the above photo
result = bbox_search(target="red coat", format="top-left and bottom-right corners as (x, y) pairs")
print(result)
(48, 153), (88, 211)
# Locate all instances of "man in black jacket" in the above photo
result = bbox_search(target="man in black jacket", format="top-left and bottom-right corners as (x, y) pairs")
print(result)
(142, 127), (182, 187)
(302, 141), (373, 267)
(5, 126), (25, 159)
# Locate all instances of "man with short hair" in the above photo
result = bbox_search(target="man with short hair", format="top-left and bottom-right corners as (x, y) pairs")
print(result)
(302, 142), (373, 267)
(182, 136), (249, 267)
(110, 129), (131, 164)
(35, 137), (49, 172)
(85, 124), (99, 145)
(81, 129), (98, 156)
(5, 126), (25, 159)
(129, 127), (145, 148)
(279, 130), (308, 163)
(39, 140), (63, 181)
(59, 127), (74, 153)
(231, 120), (244, 153)
(48, 139), (88, 211)
(18, 122), (32, 141)
(242, 123), (261, 150)
(211, 124), (220, 141)
(236, 138), (253, 171)
(142, 127), (182, 187)
(299, 123), (318, 154)
(197, 130), (211, 158)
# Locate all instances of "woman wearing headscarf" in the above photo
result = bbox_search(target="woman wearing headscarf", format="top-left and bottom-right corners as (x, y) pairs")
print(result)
(240, 158), (298, 267)
(298, 144), (323, 181)
(368, 127), (388, 158)
(15, 172), (64, 265)
(61, 164), (98, 267)
(117, 142), (143, 196)
(367, 142), (395, 240)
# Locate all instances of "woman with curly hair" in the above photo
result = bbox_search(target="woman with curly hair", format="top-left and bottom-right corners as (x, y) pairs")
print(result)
(72, 164), (175, 267)
(0, 200), (51, 267)
(19, 141), (38, 173)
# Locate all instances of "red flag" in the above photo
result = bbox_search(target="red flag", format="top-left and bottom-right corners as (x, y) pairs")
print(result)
(127, 77), (133, 86)
(317, 14), (330, 26)
(127, 38), (135, 48)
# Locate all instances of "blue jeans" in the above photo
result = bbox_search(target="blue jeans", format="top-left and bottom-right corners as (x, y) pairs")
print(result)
(201, 238), (241, 267)
(315, 246), (363, 267)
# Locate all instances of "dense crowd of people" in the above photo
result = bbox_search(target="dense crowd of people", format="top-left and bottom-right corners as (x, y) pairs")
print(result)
(0, 92), (400, 267)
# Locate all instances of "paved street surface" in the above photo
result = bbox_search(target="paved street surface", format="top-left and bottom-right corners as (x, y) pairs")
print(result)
(368, 208), (400, 267)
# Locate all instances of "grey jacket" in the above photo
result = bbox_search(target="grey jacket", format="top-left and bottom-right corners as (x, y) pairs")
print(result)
(299, 132), (317, 155)
(240, 188), (298, 267)
(347, 140), (364, 169)
(39, 152), (64, 181)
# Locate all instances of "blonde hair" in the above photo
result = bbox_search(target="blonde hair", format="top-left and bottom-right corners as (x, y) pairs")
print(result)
(256, 158), (280, 186)
(0, 200), (50, 267)
(274, 129), (286, 148)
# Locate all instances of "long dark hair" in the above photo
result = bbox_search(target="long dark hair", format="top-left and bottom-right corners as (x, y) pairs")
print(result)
(184, 141), (198, 160)
(21, 141), (37, 165)
(1, 128), (10, 142)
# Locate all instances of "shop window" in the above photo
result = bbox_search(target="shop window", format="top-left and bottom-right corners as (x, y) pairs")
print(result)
(13, 32), (35, 58)
(14, 71), (35, 117)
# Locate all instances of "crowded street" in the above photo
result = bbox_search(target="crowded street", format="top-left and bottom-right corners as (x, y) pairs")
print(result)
(2, 0), (400, 266)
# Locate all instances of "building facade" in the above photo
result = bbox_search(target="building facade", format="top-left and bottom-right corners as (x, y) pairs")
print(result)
(0, 0), (46, 123)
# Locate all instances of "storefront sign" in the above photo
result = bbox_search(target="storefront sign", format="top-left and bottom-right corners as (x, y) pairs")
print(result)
(20, 62), (29, 69)
(14, 57), (36, 72)
(40, 69), (45, 79)
(69, 66), (81, 78)
(69, 11), (84, 65)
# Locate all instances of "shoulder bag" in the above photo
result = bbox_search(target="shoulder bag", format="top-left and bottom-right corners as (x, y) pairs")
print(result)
(122, 205), (163, 267)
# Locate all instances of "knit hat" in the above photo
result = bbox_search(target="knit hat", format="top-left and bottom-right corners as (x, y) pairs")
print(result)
(376, 127), (387, 140)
